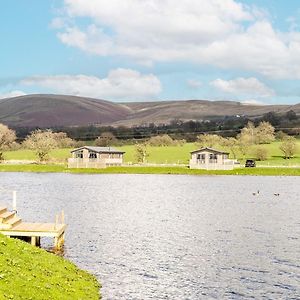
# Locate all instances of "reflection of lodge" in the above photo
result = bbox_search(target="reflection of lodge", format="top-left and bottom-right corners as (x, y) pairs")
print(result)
(189, 147), (236, 170)
(68, 146), (125, 168)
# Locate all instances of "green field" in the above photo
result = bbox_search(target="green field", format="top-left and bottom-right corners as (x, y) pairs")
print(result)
(3, 141), (300, 166)
(0, 234), (100, 299)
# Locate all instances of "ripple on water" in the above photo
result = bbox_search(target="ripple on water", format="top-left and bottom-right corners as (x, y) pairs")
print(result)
(1, 174), (300, 299)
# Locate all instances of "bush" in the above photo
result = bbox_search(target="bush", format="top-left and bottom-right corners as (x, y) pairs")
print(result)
(254, 146), (268, 161)
(53, 132), (75, 148)
(279, 136), (298, 159)
(95, 132), (117, 147)
(148, 134), (176, 146)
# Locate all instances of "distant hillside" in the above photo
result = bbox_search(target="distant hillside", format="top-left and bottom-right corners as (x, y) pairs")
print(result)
(0, 94), (299, 128)
(0, 94), (130, 127)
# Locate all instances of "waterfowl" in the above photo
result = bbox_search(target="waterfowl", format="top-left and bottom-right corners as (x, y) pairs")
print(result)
(252, 190), (260, 196)
(274, 193), (280, 196)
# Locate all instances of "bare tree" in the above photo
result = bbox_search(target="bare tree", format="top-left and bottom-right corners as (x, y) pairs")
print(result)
(0, 123), (16, 161)
(23, 129), (58, 161)
(279, 136), (298, 159)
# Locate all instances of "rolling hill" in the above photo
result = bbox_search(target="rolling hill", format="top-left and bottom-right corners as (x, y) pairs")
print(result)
(0, 94), (298, 128)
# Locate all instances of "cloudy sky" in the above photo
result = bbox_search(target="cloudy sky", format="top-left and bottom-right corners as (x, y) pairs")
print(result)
(1, 0), (300, 104)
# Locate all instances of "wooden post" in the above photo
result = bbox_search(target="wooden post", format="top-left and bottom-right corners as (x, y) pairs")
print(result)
(12, 191), (17, 212)
(31, 236), (36, 246)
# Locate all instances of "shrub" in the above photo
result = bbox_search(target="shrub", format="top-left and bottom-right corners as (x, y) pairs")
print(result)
(148, 134), (175, 146)
(254, 146), (268, 161)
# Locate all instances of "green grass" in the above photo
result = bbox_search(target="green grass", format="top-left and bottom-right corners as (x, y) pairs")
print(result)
(0, 234), (100, 300)
(4, 140), (300, 167)
(0, 164), (299, 176)
(4, 141), (300, 166)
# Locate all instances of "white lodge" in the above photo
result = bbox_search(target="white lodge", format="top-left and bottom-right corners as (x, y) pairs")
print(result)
(189, 147), (236, 170)
(68, 146), (125, 168)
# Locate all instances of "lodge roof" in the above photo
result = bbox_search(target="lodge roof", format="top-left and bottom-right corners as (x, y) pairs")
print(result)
(71, 146), (125, 154)
(190, 147), (229, 155)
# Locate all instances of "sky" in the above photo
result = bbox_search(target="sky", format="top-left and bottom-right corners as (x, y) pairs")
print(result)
(1, 0), (300, 104)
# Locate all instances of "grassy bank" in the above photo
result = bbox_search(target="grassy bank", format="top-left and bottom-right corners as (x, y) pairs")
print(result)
(0, 235), (100, 299)
(0, 164), (299, 176)
(3, 141), (300, 166)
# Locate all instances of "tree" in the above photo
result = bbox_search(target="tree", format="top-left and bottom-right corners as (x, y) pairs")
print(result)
(262, 111), (280, 126)
(52, 132), (75, 148)
(279, 136), (298, 159)
(254, 146), (268, 161)
(255, 121), (275, 144)
(222, 137), (238, 159)
(276, 130), (288, 141)
(286, 110), (297, 121)
(95, 132), (117, 147)
(238, 121), (256, 145)
(135, 143), (149, 163)
(236, 122), (256, 157)
(23, 130), (58, 161)
(196, 134), (222, 148)
(148, 134), (175, 146)
(0, 124), (16, 161)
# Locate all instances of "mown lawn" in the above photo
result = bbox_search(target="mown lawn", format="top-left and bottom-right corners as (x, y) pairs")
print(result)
(3, 141), (300, 166)
(0, 164), (299, 176)
(0, 234), (100, 300)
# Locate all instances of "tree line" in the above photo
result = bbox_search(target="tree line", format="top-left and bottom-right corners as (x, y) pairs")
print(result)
(0, 119), (299, 163)
(12, 109), (300, 143)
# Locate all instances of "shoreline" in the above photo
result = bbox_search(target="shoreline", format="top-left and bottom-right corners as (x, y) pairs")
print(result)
(0, 164), (299, 176)
(0, 234), (100, 299)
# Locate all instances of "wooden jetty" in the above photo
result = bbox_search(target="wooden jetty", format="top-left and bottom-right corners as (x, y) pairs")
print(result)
(0, 205), (66, 250)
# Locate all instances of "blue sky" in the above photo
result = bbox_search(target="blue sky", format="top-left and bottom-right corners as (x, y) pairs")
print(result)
(1, 0), (300, 104)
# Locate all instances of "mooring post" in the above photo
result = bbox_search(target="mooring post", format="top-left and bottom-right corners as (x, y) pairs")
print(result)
(12, 191), (17, 212)
(31, 236), (36, 246)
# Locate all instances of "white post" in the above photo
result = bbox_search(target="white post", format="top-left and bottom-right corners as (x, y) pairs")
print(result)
(12, 191), (17, 211)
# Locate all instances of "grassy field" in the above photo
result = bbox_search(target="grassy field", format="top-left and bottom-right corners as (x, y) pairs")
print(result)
(3, 141), (300, 166)
(0, 164), (299, 176)
(0, 234), (100, 299)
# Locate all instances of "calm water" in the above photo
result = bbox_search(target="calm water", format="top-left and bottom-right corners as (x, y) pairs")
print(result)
(1, 173), (300, 299)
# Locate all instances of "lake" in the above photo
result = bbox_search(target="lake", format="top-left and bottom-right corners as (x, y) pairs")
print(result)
(1, 173), (300, 299)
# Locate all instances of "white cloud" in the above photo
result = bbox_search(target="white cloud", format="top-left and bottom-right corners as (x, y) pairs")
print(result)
(0, 90), (26, 99)
(53, 0), (300, 79)
(50, 17), (66, 29)
(187, 79), (202, 89)
(210, 77), (275, 97)
(21, 69), (162, 101)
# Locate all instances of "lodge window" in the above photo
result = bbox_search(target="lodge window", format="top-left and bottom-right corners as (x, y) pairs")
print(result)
(89, 152), (97, 159)
(209, 154), (217, 163)
(197, 154), (205, 163)
(75, 151), (83, 159)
